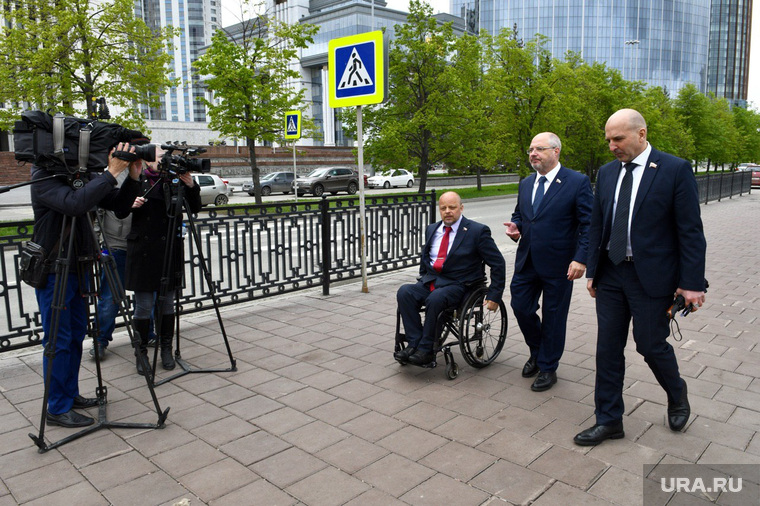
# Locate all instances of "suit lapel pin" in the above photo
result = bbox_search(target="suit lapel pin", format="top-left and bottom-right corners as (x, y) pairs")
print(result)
(649, 162), (657, 169)
(556, 178), (561, 184)
(463, 227), (468, 231)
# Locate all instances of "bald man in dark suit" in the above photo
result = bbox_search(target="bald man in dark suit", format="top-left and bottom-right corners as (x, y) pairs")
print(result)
(574, 109), (707, 446)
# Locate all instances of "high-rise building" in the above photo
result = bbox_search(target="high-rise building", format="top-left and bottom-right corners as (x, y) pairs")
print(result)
(134, 0), (219, 122)
(263, 0), (464, 146)
(707, 0), (752, 104)
(453, 0), (713, 96)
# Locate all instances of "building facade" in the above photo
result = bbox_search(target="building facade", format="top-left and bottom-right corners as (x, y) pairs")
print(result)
(707, 0), (752, 104)
(264, 0), (464, 146)
(134, 0), (219, 122)
(453, 0), (713, 96)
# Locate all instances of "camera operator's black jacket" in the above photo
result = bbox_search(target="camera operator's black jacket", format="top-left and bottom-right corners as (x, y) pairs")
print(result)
(30, 166), (141, 272)
(121, 177), (201, 292)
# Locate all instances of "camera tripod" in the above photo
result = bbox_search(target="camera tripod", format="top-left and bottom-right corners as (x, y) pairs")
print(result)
(29, 209), (169, 453)
(147, 176), (236, 387)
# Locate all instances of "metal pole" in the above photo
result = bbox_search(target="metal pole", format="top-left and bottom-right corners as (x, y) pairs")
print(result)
(357, 105), (369, 293)
(293, 141), (298, 204)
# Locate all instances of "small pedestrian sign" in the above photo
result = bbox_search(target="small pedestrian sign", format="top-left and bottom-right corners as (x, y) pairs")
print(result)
(284, 111), (301, 140)
(328, 31), (387, 108)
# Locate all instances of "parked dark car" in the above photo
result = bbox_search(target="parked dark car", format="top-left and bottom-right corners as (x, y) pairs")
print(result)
(752, 169), (760, 188)
(248, 171), (295, 196)
(293, 167), (359, 196)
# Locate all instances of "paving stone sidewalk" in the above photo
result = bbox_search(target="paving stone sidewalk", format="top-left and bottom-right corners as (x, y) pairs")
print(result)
(0, 193), (758, 505)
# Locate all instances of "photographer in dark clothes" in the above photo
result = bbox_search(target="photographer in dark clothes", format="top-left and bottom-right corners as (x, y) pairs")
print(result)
(30, 143), (142, 428)
(121, 159), (201, 375)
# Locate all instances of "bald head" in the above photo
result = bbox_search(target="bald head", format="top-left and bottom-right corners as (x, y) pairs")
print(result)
(605, 109), (648, 163)
(606, 108), (647, 133)
(438, 191), (463, 226)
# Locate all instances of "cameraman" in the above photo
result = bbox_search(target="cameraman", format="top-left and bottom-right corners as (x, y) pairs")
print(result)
(120, 158), (201, 375)
(31, 143), (142, 428)
(89, 170), (156, 361)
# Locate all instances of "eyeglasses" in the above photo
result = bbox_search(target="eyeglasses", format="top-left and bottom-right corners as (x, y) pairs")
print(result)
(526, 146), (556, 154)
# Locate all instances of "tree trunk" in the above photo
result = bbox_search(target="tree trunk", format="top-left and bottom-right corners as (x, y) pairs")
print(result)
(476, 166), (482, 191)
(248, 139), (261, 205)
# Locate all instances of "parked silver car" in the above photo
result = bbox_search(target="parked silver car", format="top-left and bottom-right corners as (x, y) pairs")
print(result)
(248, 171), (296, 196)
(192, 173), (230, 206)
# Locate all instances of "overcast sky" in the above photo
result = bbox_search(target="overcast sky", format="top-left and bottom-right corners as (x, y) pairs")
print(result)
(220, 0), (758, 110)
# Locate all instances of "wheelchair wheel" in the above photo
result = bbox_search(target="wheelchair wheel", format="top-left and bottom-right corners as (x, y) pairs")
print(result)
(458, 287), (507, 368)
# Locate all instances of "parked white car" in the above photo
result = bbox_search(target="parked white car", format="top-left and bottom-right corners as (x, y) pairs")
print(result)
(367, 169), (415, 189)
(191, 173), (230, 206)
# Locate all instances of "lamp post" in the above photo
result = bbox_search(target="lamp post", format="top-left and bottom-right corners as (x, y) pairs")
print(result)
(625, 39), (640, 81)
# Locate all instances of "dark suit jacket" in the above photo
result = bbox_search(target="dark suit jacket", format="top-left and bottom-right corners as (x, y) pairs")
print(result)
(418, 216), (506, 302)
(586, 148), (706, 297)
(511, 166), (593, 278)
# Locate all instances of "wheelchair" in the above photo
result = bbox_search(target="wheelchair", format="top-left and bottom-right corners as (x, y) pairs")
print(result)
(394, 280), (508, 380)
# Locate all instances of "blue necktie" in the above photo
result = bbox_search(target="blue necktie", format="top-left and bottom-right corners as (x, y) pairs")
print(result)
(608, 163), (636, 264)
(533, 176), (547, 213)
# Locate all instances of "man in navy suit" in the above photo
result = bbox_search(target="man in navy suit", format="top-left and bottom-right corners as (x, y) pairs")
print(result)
(574, 109), (706, 446)
(395, 191), (506, 366)
(504, 132), (593, 391)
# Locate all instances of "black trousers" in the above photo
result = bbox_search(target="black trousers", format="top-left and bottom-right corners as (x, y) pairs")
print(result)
(396, 281), (466, 354)
(593, 256), (684, 425)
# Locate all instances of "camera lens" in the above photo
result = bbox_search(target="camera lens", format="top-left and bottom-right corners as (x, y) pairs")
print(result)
(133, 144), (156, 162)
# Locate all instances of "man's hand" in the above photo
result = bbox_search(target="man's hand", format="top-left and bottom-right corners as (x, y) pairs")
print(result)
(676, 288), (705, 311)
(504, 221), (520, 241)
(107, 142), (133, 178)
(132, 196), (146, 209)
(484, 300), (498, 311)
(567, 261), (586, 281)
(179, 172), (195, 187)
(587, 279), (596, 298)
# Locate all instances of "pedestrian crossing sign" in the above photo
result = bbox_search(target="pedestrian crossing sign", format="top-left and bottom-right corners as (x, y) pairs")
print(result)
(284, 111), (301, 140)
(328, 31), (387, 108)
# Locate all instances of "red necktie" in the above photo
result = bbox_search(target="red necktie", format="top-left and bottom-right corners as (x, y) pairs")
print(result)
(430, 226), (452, 291)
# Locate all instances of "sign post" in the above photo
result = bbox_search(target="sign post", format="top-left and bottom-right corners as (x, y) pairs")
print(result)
(328, 30), (388, 293)
(284, 111), (301, 203)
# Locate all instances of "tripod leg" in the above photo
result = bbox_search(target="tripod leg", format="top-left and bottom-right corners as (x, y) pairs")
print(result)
(183, 203), (236, 370)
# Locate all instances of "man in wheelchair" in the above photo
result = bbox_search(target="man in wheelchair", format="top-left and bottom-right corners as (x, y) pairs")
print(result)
(395, 191), (506, 367)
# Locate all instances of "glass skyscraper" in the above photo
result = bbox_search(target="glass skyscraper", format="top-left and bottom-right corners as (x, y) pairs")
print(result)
(134, 0), (219, 122)
(453, 0), (712, 96)
(707, 0), (752, 104)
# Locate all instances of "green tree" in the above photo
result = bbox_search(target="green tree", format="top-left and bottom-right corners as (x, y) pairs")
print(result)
(343, 0), (458, 193)
(675, 84), (713, 169)
(0, 0), (176, 131)
(485, 31), (558, 178)
(546, 56), (636, 180)
(732, 105), (760, 165)
(193, 6), (318, 203)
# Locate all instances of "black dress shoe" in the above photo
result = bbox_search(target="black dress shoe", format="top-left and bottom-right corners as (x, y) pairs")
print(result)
(573, 422), (625, 446)
(393, 347), (416, 364)
(88, 345), (106, 361)
(522, 357), (538, 378)
(72, 395), (98, 409)
(46, 410), (94, 428)
(668, 380), (690, 431)
(407, 350), (435, 366)
(531, 371), (557, 391)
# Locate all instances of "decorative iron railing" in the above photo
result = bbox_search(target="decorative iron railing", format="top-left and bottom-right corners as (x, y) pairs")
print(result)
(0, 192), (436, 352)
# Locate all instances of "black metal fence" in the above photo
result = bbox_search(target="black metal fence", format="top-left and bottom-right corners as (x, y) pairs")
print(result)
(0, 170), (753, 353)
(0, 192), (436, 353)
(698, 170), (752, 203)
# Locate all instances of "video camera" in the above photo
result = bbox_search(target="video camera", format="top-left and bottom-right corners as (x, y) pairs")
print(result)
(13, 110), (150, 172)
(111, 143), (210, 176)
